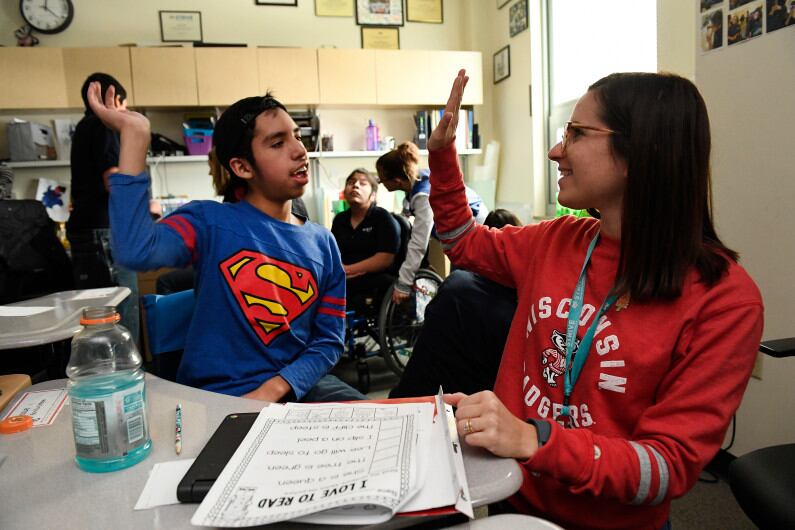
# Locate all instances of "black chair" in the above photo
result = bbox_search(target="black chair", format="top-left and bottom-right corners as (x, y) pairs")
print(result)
(0, 199), (73, 304)
(728, 338), (795, 529)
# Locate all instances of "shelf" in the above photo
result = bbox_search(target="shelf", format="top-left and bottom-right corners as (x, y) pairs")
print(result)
(5, 159), (71, 168)
(310, 148), (482, 158)
(4, 149), (482, 169)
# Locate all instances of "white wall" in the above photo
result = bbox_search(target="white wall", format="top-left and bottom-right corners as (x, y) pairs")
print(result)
(0, 1), (466, 49)
(695, 22), (795, 455)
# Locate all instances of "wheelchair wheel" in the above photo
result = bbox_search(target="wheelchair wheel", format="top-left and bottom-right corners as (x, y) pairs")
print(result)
(378, 268), (443, 376)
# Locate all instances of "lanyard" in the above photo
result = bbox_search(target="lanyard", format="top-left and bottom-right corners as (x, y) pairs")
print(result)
(559, 232), (617, 426)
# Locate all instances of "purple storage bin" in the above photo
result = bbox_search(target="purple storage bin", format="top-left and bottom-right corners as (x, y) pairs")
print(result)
(183, 128), (213, 156)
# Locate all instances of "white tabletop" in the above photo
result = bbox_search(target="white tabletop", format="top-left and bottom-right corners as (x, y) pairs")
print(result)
(444, 514), (564, 530)
(0, 287), (130, 350)
(0, 375), (522, 530)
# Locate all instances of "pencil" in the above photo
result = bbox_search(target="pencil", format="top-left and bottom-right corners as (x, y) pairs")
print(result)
(175, 403), (182, 455)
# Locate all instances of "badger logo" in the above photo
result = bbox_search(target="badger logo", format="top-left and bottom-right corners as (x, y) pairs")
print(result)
(541, 329), (579, 387)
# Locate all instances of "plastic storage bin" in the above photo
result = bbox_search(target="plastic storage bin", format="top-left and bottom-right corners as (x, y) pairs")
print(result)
(183, 128), (213, 155)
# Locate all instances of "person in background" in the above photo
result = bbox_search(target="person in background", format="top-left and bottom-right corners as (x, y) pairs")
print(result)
(389, 208), (522, 399)
(156, 147), (308, 294)
(375, 141), (487, 304)
(430, 70), (763, 530)
(86, 85), (365, 403)
(67, 73), (161, 342)
(331, 168), (400, 314)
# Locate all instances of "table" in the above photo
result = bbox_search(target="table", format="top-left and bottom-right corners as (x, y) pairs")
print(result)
(0, 287), (131, 350)
(0, 375), (523, 530)
(445, 514), (563, 530)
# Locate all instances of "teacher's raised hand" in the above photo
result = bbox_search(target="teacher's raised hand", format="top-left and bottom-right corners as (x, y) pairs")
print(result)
(427, 69), (468, 152)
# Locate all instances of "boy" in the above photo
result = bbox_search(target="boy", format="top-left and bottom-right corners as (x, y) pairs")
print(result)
(86, 83), (364, 402)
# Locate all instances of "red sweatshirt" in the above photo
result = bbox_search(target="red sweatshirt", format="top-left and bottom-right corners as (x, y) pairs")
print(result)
(429, 145), (763, 530)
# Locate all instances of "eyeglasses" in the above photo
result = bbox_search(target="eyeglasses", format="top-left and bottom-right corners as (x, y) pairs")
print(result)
(561, 121), (619, 152)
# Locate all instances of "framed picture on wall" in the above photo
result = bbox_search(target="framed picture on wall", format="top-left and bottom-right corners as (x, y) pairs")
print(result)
(159, 11), (203, 43)
(315, 0), (354, 17)
(493, 45), (510, 84)
(406, 0), (443, 24)
(509, 0), (529, 37)
(497, 0), (511, 8)
(355, 0), (404, 26)
(361, 26), (400, 49)
(255, 0), (298, 5)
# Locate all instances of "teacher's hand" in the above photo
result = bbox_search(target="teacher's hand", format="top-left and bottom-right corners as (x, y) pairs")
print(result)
(447, 390), (539, 461)
(427, 69), (469, 152)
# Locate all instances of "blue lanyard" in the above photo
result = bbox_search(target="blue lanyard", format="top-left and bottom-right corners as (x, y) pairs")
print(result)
(559, 232), (617, 426)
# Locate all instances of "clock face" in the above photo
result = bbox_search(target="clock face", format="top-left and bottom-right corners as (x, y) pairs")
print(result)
(19, 0), (74, 35)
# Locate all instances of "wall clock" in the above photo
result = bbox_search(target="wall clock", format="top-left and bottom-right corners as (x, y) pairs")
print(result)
(19, 0), (74, 35)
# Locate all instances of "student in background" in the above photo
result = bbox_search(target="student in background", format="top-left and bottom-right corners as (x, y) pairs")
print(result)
(331, 168), (400, 313)
(389, 208), (522, 398)
(67, 73), (161, 341)
(87, 85), (365, 403)
(430, 70), (762, 530)
(375, 141), (487, 304)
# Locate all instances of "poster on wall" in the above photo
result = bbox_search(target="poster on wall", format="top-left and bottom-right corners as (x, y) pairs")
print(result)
(765, 0), (795, 32)
(728, 0), (764, 45)
(356, 0), (404, 26)
(36, 178), (70, 223)
(700, 6), (725, 51)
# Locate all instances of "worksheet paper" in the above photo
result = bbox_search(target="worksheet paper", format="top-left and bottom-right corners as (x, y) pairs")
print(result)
(191, 402), (433, 527)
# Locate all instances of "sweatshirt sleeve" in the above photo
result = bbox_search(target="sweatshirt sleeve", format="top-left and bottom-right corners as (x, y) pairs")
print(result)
(108, 172), (194, 270)
(524, 291), (764, 506)
(278, 232), (346, 400)
(396, 193), (433, 293)
(428, 145), (522, 288)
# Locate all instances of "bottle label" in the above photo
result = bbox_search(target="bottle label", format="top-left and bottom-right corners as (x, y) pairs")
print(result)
(70, 380), (148, 458)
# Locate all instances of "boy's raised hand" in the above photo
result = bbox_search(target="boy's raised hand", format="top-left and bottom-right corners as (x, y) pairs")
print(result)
(86, 81), (150, 175)
(427, 69), (468, 152)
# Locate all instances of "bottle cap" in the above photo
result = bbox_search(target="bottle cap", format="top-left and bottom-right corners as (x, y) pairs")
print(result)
(80, 306), (121, 325)
(0, 415), (34, 434)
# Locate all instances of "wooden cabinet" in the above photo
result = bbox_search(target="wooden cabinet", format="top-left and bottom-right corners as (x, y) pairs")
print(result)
(426, 51), (483, 106)
(375, 49), (482, 106)
(318, 49), (377, 105)
(258, 48), (320, 105)
(62, 48), (134, 107)
(130, 47), (198, 106)
(195, 48), (259, 106)
(1, 47), (481, 109)
(0, 48), (67, 109)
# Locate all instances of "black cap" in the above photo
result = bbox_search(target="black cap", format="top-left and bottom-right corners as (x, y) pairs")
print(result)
(214, 94), (288, 174)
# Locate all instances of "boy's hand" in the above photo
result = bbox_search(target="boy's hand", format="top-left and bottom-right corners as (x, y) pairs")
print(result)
(242, 375), (292, 402)
(86, 81), (150, 175)
(427, 69), (468, 152)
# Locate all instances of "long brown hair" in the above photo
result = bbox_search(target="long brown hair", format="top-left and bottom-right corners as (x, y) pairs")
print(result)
(375, 141), (420, 186)
(588, 72), (737, 301)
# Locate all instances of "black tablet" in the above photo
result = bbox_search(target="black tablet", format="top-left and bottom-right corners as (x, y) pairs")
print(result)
(176, 412), (258, 503)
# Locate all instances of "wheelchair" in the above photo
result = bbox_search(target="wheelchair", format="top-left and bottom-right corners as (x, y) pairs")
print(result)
(341, 214), (443, 393)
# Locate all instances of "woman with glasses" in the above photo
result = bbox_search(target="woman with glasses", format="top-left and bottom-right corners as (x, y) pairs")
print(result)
(430, 70), (763, 530)
(375, 141), (487, 304)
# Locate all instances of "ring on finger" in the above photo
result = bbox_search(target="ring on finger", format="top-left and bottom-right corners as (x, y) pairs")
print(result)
(464, 418), (472, 434)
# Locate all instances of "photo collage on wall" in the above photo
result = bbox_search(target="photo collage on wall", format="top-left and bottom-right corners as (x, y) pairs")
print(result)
(700, 0), (794, 53)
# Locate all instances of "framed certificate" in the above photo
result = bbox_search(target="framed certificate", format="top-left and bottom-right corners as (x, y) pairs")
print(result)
(493, 45), (510, 84)
(356, 0), (404, 26)
(315, 0), (354, 17)
(159, 11), (203, 43)
(406, 0), (443, 24)
(361, 26), (400, 49)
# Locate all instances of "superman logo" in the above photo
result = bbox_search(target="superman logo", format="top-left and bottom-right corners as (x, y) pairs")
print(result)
(220, 250), (318, 346)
